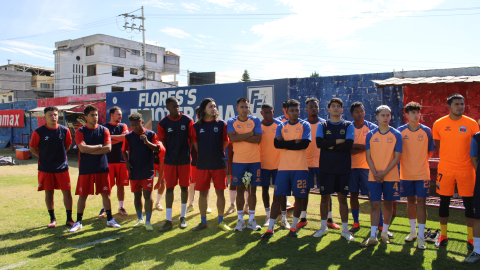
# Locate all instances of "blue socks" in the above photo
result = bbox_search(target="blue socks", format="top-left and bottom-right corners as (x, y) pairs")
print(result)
(136, 211), (143, 220)
(379, 211), (384, 228)
(218, 215), (224, 224)
(351, 208), (360, 223)
(146, 212), (152, 223)
(201, 216), (207, 225)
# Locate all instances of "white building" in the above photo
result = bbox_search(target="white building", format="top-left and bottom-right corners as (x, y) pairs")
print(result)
(53, 34), (180, 97)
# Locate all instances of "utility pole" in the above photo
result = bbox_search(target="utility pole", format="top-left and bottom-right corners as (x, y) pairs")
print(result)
(119, 6), (147, 90)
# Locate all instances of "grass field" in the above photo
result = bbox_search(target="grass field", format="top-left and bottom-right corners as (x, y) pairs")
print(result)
(0, 148), (475, 269)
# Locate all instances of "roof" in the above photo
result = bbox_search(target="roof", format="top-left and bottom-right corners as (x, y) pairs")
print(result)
(0, 63), (54, 73)
(54, 44), (83, 53)
(372, 75), (480, 87)
(26, 104), (84, 117)
(166, 51), (180, 58)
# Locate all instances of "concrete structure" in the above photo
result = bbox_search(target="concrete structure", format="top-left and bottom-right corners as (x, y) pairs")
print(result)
(53, 34), (180, 97)
(0, 63), (55, 101)
(1, 91), (14, 103)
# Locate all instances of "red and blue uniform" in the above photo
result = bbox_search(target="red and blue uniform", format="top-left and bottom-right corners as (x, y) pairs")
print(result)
(103, 122), (129, 187)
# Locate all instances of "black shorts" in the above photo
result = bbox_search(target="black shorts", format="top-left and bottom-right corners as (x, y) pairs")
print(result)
(474, 174), (480, 219)
(319, 172), (350, 195)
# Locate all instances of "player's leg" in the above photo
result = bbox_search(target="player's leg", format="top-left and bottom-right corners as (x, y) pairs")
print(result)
(160, 164), (178, 231)
(117, 163), (129, 216)
(315, 173), (333, 236)
(401, 180), (418, 241)
(70, 174), (94, 232)
(178, 164), (191, 228)
(260, 194), (284, 239)
(143, 187), (153, 231)
(260, 169), (271, 227)
(457, 170), (476, 250)
(289, 170), (308, 238)
(39, 172), (57, 227)
(226, 180), (236, 215)
(61, 189), (74, 226)
(212, 169), (230, 231)
(349, 169), (361, 232)
(75, 195), (88, 229)
(436, 169), (456, 247)
(187, 165), (196, 213)
(247, 185), (261, 230)
(45, 190), (56, 227)
(133, 187), (144, 226)
(193, 169), (210, 231)
(380, 181), (399, 244)
(361, 181), (381, 247)
(327, 196), (340, 229)
(155, 162), (166, 210)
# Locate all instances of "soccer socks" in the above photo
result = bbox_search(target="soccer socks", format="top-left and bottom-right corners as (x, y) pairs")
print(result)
(66, 210), (73, 222)
(201, 216), (207, 225)
(320, 219), (327, 230)
(106, 210), (113, 221)
(300, 211), (307, 219)
(77, 213), (84, 224)
(467, 226), (473, 240)
(48, 209), (56, 222)
(382, 224), (390, 233)
(166, 208), (173, 221)
(181, 203), (187, 217)
(418, 223), (426, 239)
(265, 207), (271, 219)
(146, 213), (152, 223)
(218, 216), (223, 225)
(156, 193), (163, 205)
(188, 185), (195, 206)
(474, 238), (480, 254)
(119, 201), (124, 209)
(291, 217), (299, 229)
(328, 211), (333, 219)
(268, 219), (276, 231)
(229, 190), (236, 205)
(409, 219), (416, 233)
(371, 226), (378, 237)
(351, 208), (360, 223)
(282, 211), (287, 221)
(342, 222), (348, 232)
(237, 210), (244, 220)
(136, 211), (144, 220)
(440, 224), (448, 237)
(248, 210), (255, 222)
(378, 211), (384, 228)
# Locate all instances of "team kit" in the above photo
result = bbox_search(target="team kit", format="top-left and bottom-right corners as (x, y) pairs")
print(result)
(29, 93), (480, 263)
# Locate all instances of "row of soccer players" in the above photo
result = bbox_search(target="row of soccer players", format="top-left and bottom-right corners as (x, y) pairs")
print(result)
(30, 93), (480, 263)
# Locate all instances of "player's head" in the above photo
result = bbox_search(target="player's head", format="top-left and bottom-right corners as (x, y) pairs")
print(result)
(236, 97), (250, 118)
(404, 101), (421, 124)
(43, 106), (58, 126)
(285, 99), (300, 122)
(198, 97), (218, 125)
(282, 101), (288, 116)
(305, 98), (319, 117)
(109, 106), (122, 123)
(375, 105), (391, 127)
(350, 102), (365, 122)
(166, 97), (180, 117)
(446, 93), (465, 116)
(128, 112), (144, 133)
(260, 103), (274, 121)
(83, 105), (99, 125)
(327, 97), (343, 117)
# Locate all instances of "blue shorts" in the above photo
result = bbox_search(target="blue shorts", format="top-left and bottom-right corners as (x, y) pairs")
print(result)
(400, 180), (430, 198)
(349, 168), (369, 195)
(318, 172), (350, 195)
(368, 181), (400, 202)
(474, 174), (480, 219)
(274, 170), (309, 198)
(260, 169), (277, 186)
(307, 167), (320, 189)
(232, 162), (262, 186)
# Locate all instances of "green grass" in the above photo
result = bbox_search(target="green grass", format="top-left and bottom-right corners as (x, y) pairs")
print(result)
(0, 148), (475, 269)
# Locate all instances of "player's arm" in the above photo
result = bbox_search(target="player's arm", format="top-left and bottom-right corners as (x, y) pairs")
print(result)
(77, 142), (103, 153)
(141, 134), (160, 153)
(471, 136), (479, 171)
(472, 157), (478, 171)
(30, 147), (39, 156)
(193, 142), (198, 151)
(286, 139), (310, 150)
(122, 150), (131, 173)
(88, 143), (111, 155)
(316, 137), (345, 149)
(228, 131), (254, 142)
(428, 151), (434, 159)
(64, 129), (72, 152)
(245, 132), (261, 143)
(333, 139), (354, 151)
(434, 140), (440, 152)
(365, 149), (380, 182)
(110, 134), (126, 144)
(375, 151), (401, 181)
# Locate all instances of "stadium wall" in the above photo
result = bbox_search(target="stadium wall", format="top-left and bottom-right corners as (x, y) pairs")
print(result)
(0, 100), (38, 145)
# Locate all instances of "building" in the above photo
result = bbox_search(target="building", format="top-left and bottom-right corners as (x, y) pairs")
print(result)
(0, 63), (54, 102)
(53, 34), (180, 97)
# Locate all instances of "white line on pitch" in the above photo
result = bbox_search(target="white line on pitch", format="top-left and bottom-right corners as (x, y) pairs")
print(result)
(73, 235), (121, 249)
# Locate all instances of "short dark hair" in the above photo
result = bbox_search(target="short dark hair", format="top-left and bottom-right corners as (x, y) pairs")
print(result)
(109, 106), (121, 116)
(44, 106), (58, 114)
(261, 103), (273, 110)
(375, 105), (391, 115)
(404, 101), (421, 114)
(327, 98), (343, 108)
(350, 102), (364, 114)
(305, 97), (319, 106)
(237, 97), (249, 105)
(447, 93), (464, 106)
(195, 106), (200, 115)
(166, 96), (178, 105)
(84, 105), (98, 115)
(282, 101), (288, 109)
(128, 112), (142, 122)
(285, 99), (300, 110)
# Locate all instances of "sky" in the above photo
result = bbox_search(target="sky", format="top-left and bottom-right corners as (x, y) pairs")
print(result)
(1, 0), (480, 86)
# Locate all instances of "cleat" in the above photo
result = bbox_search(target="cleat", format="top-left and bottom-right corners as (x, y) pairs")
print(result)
(133, 219), (145, 227)
(424, 228), (432, 239)
(464, 251), (480, 264)
(327, 219), (340, 230)
(206, 207), (212, 214)
(313, 227), (328, 238)
(217, 222), (232, 231)
(259, 230), (274, 239)
(281, 219), (291, 230)
(435, 235), (448, 248)
(349, 223), (360, 233)
(417, 237), (427, 250)
(145, 223), (153, 231)
(159, 220), (173, 232)
(179, 217), (188, 229)
(68, 222), (82, 233)
(296, 218), (308, 229)
(263, 219), (270, 227)
(388, 231), (394, 239)
(65, 221), (75, 227)
(186, 205), (195, 213)
(342, 231), (355, 242)
(97, 208), (106, 218)
(288, 229), (298, 238)
(286, 200), (293, 208)
(381, 232), (390, 244)
(427, 229), (440, 242)
(467, 239), (474, 251)
(192, 223), (208, 231)
(47, 220), (57, 228)
(405, 231), (418, 242)
(247, 219), (261, 231)
(107, 218), (121, 228)
(234, 219), (246, 231)
(156, 204), (164, 211)
(119, 207), (128, 216)
(360, 236), (378, 247)
(225, 204), (235, 215)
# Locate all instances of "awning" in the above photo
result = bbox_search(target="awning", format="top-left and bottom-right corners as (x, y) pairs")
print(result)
(372, 75), (480, 87)
(26, 104), (84, 117)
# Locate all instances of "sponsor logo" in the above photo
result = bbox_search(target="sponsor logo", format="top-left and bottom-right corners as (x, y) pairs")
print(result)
(387, 137), (393, 143)
(295, 127), (301, 133)
(326, 130), (332, 135)
(233, 176), (238, 182)
(79, 187), (83, 192)
(248, 85), (274, 119)
(340, 129), (345, 135)
(45, 136), (49, 140)
(181, 125), (186, 130)
(284, 128), (289, 133)
(247, 123), (253, 129)
(214, 127), (218, 132)
(236, 125), (241, 129)
(0, 113), (22, 127)
(344, 186), (349, 190)
(301, 189), (306, 194)
(394, 192), (399, 197)
(200, 129), (205, 133)
(147, 183), (152, 187)
(167, 128), (173, 132)
(400, 186), (404, 193)
(262, 129), (266, 134)
(417, 134), (424, 141)
(321, 186), (324, 191)
(403, 135), (409, 140)
(103, 186), (108, 190)
(113, 97), (117, 104)
(445, 126), (451, 131)
(459, 126), (467, 133)
(374, 138), (380, 142)
(256, 178), (261, 182)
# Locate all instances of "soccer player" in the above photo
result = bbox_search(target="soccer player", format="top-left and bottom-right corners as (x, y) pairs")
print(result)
(69, 105), (121, 232)
(227, 97), (263, 231)
(30, 106), (74, 228)
(259, 103), (290, 229)
(122, 112), (160, 231)
(153, 142), (166, 211)
(398, 102), (434, 249)
(348, 102), (377, 233)
(157, 97), (195, 231)
(225, 142), (237, 215)
(191, 98), (231, 231)
(297, 98), (325, 229)
(465, 132), (480, 263)
(360, 105), (402, 247)
(432, 94), (479, 249)
(99, 106), (129, 218)
(259, 99), (311, 239)
(314, 98), (355, 242)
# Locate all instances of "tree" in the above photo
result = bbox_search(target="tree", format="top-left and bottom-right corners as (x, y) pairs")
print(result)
(310, 71), (320, 77)
(241, 70), (251, 82)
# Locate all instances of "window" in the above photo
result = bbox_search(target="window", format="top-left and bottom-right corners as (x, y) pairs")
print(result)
(147, 71), (155, 80)
(130, 88), (137, 91)
(114, 47), (126, 58)
(164, 56), (179, 65)
(130, 68), (138, 75)
(112, 87), (124, 92)
(87, 86), (96, 94)
(8, 96), (12, 102)
(131, 50), (140, 56)
(112, 66), (124, 77)
(86, 46), (94, 56)
(87, 65), (96, 76)
(146, 53), (156, 62)
(40, 83), (50, 89)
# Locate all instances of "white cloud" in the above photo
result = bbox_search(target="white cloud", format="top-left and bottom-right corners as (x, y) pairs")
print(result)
(203, 0), (256, 11)
(0, 41), (54, 52)
(241, 30), (246, 34)
(182, 3), (201, 11)
(143, 0), (176, 10)
(193, 38), (207, 44)
(0, 47), (17, 53)
(197, 34), (212, 38)
(160, 27), (192, 38)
